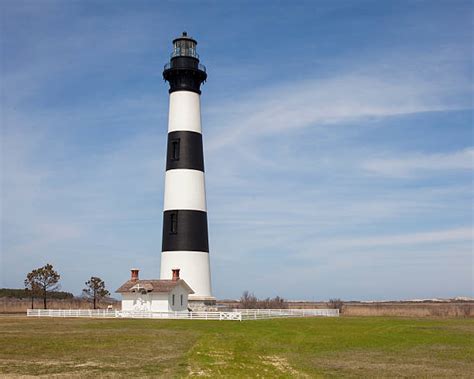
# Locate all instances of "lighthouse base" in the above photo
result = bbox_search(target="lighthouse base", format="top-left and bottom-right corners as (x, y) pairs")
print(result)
(160, 251), (213, 298)
(188, 296), (217, 312)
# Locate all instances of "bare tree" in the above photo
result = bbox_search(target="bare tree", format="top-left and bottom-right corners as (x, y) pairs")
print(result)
(328, 298), (344, 314)
(25, 264), (60, 309)
(258, 296), (288, 309)
(269, 296), (288, 309)
(240, 291), (258, 309)
(239, 291), (288, 309)
(82, 277), (110, 309)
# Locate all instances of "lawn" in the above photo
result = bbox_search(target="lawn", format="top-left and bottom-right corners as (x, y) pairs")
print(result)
(0, 316), (473, 377)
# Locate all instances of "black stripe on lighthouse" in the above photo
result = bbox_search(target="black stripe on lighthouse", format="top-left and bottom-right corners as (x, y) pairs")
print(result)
(162, 210), (209, 252)
(166, 131), (204, 172)
(163, 129), (208, 253)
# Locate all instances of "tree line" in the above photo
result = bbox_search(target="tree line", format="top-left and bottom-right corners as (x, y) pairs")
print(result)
(0, 288), (73, 299)
(23, 263), (110, 309)
(239, 291), (289, 309)
(239, 291), (344, 313)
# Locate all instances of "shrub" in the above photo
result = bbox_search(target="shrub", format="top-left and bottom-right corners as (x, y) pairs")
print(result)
(328, 298), (344, 314)
(239, 291), (288, 309)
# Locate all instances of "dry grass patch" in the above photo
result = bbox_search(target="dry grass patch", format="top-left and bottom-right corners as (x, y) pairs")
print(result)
(0, 316), (473, 377)
(309, 349), (474, 378)
(262, 355), (308, 377)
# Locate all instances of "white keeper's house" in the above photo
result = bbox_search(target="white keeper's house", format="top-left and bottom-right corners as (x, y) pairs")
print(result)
(116, 269), (194, 312)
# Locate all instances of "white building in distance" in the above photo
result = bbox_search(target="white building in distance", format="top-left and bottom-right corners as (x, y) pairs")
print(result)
(116, 269), (194, 312)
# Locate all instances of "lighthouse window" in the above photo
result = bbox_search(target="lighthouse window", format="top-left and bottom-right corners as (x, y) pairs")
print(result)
(170, 212), (178, 234)
(172, 294), (175, 306)
(180, 294), (183, 306)
(171, 139), (180, 161)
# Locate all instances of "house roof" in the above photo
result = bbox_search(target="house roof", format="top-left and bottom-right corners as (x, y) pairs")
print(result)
(115, 279), (194, 294)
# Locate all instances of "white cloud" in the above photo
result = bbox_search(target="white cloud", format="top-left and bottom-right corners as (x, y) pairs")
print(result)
(362, 148), (473, 177)
(0, 112), (164, 290)
(205, 63), (471, 151)
(327, 227), (473, 249)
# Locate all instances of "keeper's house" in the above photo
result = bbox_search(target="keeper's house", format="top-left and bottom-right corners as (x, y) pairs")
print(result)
(116, 269), (194, 312)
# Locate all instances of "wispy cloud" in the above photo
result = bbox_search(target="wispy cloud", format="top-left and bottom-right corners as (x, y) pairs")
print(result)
(323, 227), (472, 249)
(0, 113), (164, 291)
(205, 53), (471, 151)
(362, 148), (474, 177)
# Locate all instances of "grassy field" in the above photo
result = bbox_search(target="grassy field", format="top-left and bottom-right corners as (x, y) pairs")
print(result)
(0, 316), (473, 377)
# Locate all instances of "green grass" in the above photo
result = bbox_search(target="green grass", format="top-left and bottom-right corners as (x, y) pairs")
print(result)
(0, 316), (473, 377)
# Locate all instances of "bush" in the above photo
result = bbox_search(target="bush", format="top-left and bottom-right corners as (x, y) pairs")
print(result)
(328, 298), (344, 313)
(239, 291), (288, 309)
(239, 291), (258, 308)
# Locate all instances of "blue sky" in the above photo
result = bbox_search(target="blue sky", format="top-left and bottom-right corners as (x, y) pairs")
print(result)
(1, 0), (472, 300)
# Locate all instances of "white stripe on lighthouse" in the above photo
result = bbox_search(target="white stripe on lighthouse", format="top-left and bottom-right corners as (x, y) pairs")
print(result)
(168, 91), (202, 133)
(160, 251), (213, 298)
(163, 169), (207, 212)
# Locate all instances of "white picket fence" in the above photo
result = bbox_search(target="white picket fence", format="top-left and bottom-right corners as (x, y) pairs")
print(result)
(27, 309), (118, 318)
(27, 308), (338, 321)
(237, 308), (339, 320)
(26, 309), (242, 321)
(118, 310), (242, 321)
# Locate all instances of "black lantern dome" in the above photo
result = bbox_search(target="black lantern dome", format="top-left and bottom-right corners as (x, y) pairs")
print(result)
(163, 32), (207, 94)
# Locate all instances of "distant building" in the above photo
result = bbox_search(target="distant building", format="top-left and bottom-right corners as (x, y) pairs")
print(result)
(116, 269), (194, 312)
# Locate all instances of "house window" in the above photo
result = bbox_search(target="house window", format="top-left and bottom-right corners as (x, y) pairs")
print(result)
(171, 139), (180, 161)
(172, 294), (175, 306)
(170, 212), (178, 234)
(180, 294), (183, 306)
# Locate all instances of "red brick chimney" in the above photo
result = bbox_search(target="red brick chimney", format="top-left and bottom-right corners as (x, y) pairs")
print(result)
(131, 269), (139, 282)
(172, 268), (180, 281)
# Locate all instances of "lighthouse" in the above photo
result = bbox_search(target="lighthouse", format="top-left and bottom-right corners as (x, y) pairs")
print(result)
(160, 32), (215, 309)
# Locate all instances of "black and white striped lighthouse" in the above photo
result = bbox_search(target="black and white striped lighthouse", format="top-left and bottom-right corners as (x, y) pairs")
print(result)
(160, 32), (214, 306)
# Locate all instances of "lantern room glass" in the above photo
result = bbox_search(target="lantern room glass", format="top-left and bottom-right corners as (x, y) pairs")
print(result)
(171, 39), (199, 59)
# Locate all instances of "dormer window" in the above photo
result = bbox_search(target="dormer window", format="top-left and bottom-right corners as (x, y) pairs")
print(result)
(130, 283), (150, 295)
